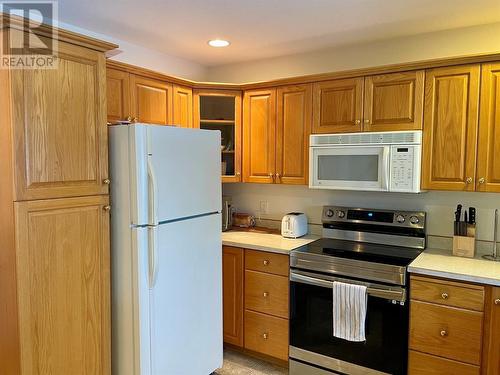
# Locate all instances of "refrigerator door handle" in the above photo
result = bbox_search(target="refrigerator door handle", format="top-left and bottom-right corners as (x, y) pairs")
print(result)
(147, 157), (158, 225)
(148, 225), (159, 289)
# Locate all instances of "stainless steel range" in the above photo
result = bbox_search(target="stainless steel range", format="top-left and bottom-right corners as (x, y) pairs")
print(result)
(289, 206), (426, 375)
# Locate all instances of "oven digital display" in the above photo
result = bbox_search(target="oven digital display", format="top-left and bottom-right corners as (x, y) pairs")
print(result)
(347, 210), (394, 223)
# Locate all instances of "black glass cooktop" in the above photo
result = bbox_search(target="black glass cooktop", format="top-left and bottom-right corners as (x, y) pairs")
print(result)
(293, 238), (422, 267)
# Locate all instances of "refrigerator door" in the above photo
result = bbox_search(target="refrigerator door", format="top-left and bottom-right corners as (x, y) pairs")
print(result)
(141, 125), (221, 224)
(149, 213), (222, 375)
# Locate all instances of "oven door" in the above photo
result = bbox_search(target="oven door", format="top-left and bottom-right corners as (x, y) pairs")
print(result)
(289, 270), (408, 375)
(310, 146), (390, 191)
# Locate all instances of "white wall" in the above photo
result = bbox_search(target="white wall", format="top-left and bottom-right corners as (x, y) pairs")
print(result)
(58, 21), (207, 81)
(207, 22), (500, 83)
(223, 184), (500, 245)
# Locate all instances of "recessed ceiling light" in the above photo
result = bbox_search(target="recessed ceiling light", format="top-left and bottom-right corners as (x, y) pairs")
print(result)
(208, 39), (230, 48)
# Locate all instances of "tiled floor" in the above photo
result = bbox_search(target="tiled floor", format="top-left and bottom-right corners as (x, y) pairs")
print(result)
(215, 349), (288, 375)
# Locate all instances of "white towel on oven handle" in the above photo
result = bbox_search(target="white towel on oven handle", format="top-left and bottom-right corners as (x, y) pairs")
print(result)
(332, 281), (367, 342)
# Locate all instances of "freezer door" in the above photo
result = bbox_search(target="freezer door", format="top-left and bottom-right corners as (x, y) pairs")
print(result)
(149, 213), (222, 375)
(147, 125), (221, 223)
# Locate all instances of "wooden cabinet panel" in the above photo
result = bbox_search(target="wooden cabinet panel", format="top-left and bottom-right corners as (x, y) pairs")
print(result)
(312, 78), (363, 134)
(245, 270), (289, 319)
(410, 276), (484, 311)
(14, 196), (110, 375)
(106, 68), (130, 123)
(276, 84), (312, 185)
(172, 85), (193, 128)
(408, 350), (480, 375)
(421, 65), (480, 191)
(244, 310), (288, 361)
(364, 71), (424, 132)
(477, 63), (500, 192)
(409, 301), (483, 365)
(222, 246), (244, 347)
(11, 39), (109, 201)
(482, 287), (500, 375)
(130, 75), (173, 125)
(243, 89), (276, 183)
(245, 249), (289, 277)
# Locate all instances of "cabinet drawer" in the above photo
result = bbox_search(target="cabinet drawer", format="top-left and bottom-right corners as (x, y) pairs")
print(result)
(244, 310), (288, 361)
(411, 276), (484, 311)
(408, 351), (480, 375)
(245, 270), (289, 318)
(245, 249), (289, 276)
(409, 301), (483, 365)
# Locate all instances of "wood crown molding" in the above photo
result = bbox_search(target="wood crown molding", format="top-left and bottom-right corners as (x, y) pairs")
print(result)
(108, 51), (500, 90)
(1, 13), (118, 52)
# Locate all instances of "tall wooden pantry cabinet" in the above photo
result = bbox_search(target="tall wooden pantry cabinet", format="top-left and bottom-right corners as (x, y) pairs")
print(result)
(0, 18), (117, 375)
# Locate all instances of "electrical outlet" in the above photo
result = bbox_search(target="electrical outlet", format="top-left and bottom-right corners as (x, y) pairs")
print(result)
(259, 201), (269, 214)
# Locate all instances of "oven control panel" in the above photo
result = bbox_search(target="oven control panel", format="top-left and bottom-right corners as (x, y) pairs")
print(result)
(322, 206), (425, 229)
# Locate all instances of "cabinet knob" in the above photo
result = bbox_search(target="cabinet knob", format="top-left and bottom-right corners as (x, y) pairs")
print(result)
(275, 173), (280, 178)
(263, 292), (269, 298)
(263, 260), (269, 266)
(440, 330), (448, 337)
(103, 205), (111, 212)
(355, 119), (361, 124)
(262, 333), (268, 340)
(495, 299), (500, 305)
(126, 116), (132, 121)
(103, 178), (111, 185)
(364, 119), (370, 124)
(236, 172), (241, 176)
(466, 177), (473, 184)
(478, 177), (485, 184)
(133, 117), (138, 123)
(441, 292), (449, 300)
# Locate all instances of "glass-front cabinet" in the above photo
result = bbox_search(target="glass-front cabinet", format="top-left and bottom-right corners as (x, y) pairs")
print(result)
(194, 90), (242, 182)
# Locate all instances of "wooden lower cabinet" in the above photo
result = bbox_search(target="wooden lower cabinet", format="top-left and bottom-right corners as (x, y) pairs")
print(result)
(408, 275), (499, 374)
(12, 196), (111, 375)
(222, 246), (289, 362)
(222, 246), (244, 346)
(244, 310), (289, 361)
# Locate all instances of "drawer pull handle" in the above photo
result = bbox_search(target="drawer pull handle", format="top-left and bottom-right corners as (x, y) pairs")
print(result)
(263, 292), (269, 298)
(495, 299), (500, 305)
(441, 292), (449, 300)
(263, 260), (269, 266)
(262, 333), (268, 340)
(440, 330), (448, 337)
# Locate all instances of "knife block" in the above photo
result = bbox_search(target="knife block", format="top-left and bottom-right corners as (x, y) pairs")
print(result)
(452, 226), (476, 258)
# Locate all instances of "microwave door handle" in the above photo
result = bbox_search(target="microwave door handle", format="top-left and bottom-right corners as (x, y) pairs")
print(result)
(290, 271), (406, 302)
(382, 147), (390, 191)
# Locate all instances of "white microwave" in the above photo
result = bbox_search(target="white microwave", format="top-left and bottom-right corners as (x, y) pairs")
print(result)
(309, 131), (422, 193)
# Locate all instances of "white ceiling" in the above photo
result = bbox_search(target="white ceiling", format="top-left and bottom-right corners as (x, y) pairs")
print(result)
(58, 0), (500, 66)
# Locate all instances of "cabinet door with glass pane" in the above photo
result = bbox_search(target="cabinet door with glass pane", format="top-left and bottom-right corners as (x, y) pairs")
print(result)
(194, 90), (242, 183)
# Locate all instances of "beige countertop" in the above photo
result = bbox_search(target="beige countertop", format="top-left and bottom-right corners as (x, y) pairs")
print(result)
(222, 230), (319, 255)
(409, 248), (500, 286)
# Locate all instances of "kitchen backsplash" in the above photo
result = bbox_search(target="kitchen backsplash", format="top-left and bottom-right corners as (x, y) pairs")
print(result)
(223, 183), (500, 247)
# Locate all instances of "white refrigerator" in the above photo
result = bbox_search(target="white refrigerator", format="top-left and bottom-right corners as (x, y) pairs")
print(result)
(109, 124), (222, 375)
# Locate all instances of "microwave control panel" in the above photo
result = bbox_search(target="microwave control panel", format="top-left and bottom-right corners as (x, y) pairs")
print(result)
(390, 146), (417, 191)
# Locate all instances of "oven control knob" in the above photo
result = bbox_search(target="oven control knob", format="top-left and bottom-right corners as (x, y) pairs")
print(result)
(409, 216), (420, 225)
(395, 214), (405, 223)
(325, 209), (334, 218)
(337, 210), (346, 219)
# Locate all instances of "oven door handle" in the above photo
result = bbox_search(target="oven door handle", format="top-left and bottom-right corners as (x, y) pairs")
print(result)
(290, 271), (406, 302)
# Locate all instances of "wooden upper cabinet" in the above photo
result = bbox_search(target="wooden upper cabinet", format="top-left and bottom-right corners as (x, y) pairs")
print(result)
(106, 68), (131, 123)
(276, 84), (312, 185)
(476, 63), (500, 192)
(243, 89), (277, 183)
(363, 71), (424, 132)
(312, 78), (363, 134)
(172, 85), (193, 128)
(222, 246), (244, 347)
(421, 65), (480, 191)
(10, 39), (109, 201)
(482, 287), (500, 375)
(130, 75), (173, 125)
(14, 195), (110, 375)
